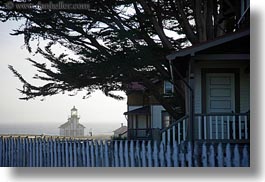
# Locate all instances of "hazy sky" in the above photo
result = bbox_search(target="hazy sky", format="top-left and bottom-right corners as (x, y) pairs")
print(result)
(0, 20), (127, 135)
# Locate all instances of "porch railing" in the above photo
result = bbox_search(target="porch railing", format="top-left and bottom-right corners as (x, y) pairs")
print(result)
(195, 113), (250, 141)
(161, 113), (249, 146)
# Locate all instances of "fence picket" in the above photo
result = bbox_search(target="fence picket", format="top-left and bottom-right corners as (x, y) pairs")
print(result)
(172, 141), (179, 167)
(233, 144), (240, 167)
(10, 137), (14, 167)
(99, 140), (104, 167)
(73, 139), (78, 167)
(25, 138), (29, 167)
(94, 140), (99, 167)
(180, 142), (185, 167)
(147, 141), (152, 167)
(119, 140), (124, 167)
(141, 141), (146, 167)
(90, 141), (95, 167)
(193, 142), (199, 167)
(153, 141), (158, 167)
(114, 140), (118, 167)
(130, 140), (135, 167)
(86, 140), (90, 167)
(69, 139), (73, 167)
(186, 142), (192, 167)
(225, 143), (231, 167)
(135, 141), (140, 167)
(65, 139), (69, 167)
(39, 138), (42, 167)
(202, 143), (207, 167)
(241, 145), (249, 167)
(53, 139), (57, 167)
(166, 142), (172, 167)
(159, 142), (165, 167)
(124, 141), (129, 167)
(104, 141), (109, 167)
(217, 143), (223, 167)
(3, 138), (7, 166)
(209, 144), (215, 167)
(35, 138), (38, 167)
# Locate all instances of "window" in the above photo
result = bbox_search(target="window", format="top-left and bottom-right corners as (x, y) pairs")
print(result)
(162, 111), (173, 128)
(164, 81), (174, 95)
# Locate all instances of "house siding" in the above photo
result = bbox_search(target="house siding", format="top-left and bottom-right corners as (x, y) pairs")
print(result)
(194, 60), (250, 114)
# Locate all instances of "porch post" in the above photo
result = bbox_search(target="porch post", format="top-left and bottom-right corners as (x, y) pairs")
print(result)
(188, 56), (195, 142)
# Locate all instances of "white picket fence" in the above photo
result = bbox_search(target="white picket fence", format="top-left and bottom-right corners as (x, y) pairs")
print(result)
(0, 137), (249, 167)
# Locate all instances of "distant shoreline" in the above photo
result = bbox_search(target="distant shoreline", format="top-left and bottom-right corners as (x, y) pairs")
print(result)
(0, 134), (112, 140)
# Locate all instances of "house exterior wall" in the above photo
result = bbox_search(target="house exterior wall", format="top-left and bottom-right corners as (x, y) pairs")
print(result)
(151, 105), (165, 129)
(127, 105), (165, 130)
(194, 60), (250, 114)
(127, 92), (160, 106)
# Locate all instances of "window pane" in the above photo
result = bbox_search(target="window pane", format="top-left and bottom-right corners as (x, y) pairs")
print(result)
(164, 81), (173, 94)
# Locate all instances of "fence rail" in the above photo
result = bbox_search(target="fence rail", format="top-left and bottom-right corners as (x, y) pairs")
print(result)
(0, 137), (249, 167)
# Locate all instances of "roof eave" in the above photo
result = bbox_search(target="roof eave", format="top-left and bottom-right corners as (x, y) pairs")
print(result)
(166, 29), (250, 61)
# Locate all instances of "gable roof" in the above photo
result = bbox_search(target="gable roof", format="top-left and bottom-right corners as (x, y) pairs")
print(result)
(166, 29), (250, 61)
(113, 126), (127, 135)
(59, 121), (69, 128)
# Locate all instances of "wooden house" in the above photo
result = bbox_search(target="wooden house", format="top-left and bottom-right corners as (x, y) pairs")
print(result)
(113, 123), (128, 138)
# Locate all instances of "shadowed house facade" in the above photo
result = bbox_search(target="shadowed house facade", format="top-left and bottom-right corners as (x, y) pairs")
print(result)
(59, 106), (85, 137)
(125, 29), (250, 143)
(124, 81), (178, 140)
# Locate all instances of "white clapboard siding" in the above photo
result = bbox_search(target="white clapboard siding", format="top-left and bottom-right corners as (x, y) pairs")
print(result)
(0, 137), (249, 167)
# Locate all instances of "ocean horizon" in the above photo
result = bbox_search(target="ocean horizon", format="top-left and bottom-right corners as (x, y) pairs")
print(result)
(0, 121), (120, 136)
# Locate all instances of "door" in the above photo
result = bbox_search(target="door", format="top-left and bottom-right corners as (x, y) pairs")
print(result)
(206, 73), (235, 113)
(206, 73), (235, 138)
